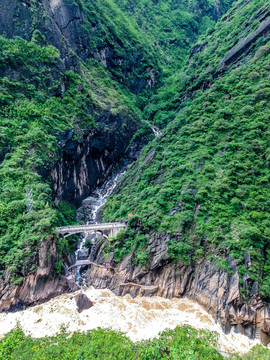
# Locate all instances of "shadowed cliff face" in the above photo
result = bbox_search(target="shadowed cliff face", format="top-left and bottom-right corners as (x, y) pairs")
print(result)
(51, 113), (149, 207)
(0, 236), (79, 312)
(85, 233), (270, 344)
(0, 0), (88, 67)
(0, 0), (158, 93)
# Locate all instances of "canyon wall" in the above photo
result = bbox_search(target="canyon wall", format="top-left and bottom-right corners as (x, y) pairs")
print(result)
(85, 233), (270, 344)
(0, 0), (158, 91)
(0, 236), (78, 312)
(51, 113), (148, 207)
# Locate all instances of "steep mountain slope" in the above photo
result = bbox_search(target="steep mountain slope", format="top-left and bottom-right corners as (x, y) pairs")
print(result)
(0, 0), (159, 297)
(145, 0), (270, 127)
(0, 0), (236, 306)
(101, 0), (270, 340)
(114, 0), (236, 74)
(0, 35), (149, 291)
(0, 0), (160, 94)
(0, 0), (269, 345)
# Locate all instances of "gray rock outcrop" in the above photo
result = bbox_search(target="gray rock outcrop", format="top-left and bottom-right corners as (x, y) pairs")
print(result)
(85, 233), (270, 344)
(219, 16), (270, 69)
(75, 293), (93, 313)
(0, 236), (79, 312)
(51, 112), (147, 207)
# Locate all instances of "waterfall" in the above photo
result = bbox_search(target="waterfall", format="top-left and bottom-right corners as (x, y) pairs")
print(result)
(74, 168), (126, 284)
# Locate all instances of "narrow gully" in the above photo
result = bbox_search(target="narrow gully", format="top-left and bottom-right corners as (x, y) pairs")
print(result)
(74, 168), (127, 285)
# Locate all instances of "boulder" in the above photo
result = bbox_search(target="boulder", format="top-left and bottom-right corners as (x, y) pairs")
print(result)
(77, 249), (89, 260)
(75, 293), (93, 313)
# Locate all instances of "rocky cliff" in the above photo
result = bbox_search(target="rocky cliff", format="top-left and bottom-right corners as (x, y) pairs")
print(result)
(0, 0), (159, 92)
(85, 233), (270, 344)
(51, 112), (149, 207)
(0, 236), (78, 312)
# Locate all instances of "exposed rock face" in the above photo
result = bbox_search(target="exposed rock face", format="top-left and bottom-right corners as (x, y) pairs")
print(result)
(0, 0), (88, 68)
(74, 293), (93, 313)
(85, 233), (270, 344)
(0, 236), (78, 312)
(182, 4), (270, 102)
(219, 15), (270, 69)
(0, 0), (158, 92)
(51, 113), (147, 207)
(189, 43), (207, 58)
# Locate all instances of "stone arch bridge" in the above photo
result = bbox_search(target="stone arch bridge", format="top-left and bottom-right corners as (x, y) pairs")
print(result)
(55, 222), (126, 239)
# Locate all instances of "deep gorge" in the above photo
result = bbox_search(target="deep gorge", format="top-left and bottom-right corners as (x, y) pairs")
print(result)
(0, 0), (269, 358)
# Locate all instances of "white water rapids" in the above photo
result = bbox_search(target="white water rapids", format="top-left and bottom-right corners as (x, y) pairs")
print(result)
(0, 287), (260, 355)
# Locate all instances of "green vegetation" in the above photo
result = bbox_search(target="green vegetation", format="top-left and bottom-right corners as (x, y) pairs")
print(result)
(103, 0), (270, 300)
(0, 0), (238, 284)
(76, 0), (159, 87)
(235, 344), (270, 360)
(0, 325), (232, 359)
(1, 324), (269, 359)
(0, 37), (77, 282)
(145, 0), (270, 128)
(0, 35), (142, 283)
(0, 0), (269, 355)
(114, 0), (236, 75)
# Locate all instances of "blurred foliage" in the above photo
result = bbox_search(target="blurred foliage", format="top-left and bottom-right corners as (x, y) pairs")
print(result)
(1, 324), (269, 359)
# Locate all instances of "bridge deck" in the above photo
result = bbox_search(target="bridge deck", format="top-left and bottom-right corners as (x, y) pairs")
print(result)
(68, 260), (114, 271)
(56, 222), (126, 234)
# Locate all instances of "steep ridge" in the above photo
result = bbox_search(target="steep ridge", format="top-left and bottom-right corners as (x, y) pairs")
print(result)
(101, 0), (270, 342)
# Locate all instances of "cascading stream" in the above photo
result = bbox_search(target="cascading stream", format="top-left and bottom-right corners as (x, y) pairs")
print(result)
(146, 121), (162, 137)
(74, 168), (126, 285)
(73, 121), (159, 285)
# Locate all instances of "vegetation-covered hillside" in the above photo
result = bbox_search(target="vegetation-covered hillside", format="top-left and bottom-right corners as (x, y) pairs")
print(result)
(0, 34), (144, 283)
(114, 0), (236, 75)
(103, 0), (270, 299)
(0, 0), (237, 284)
